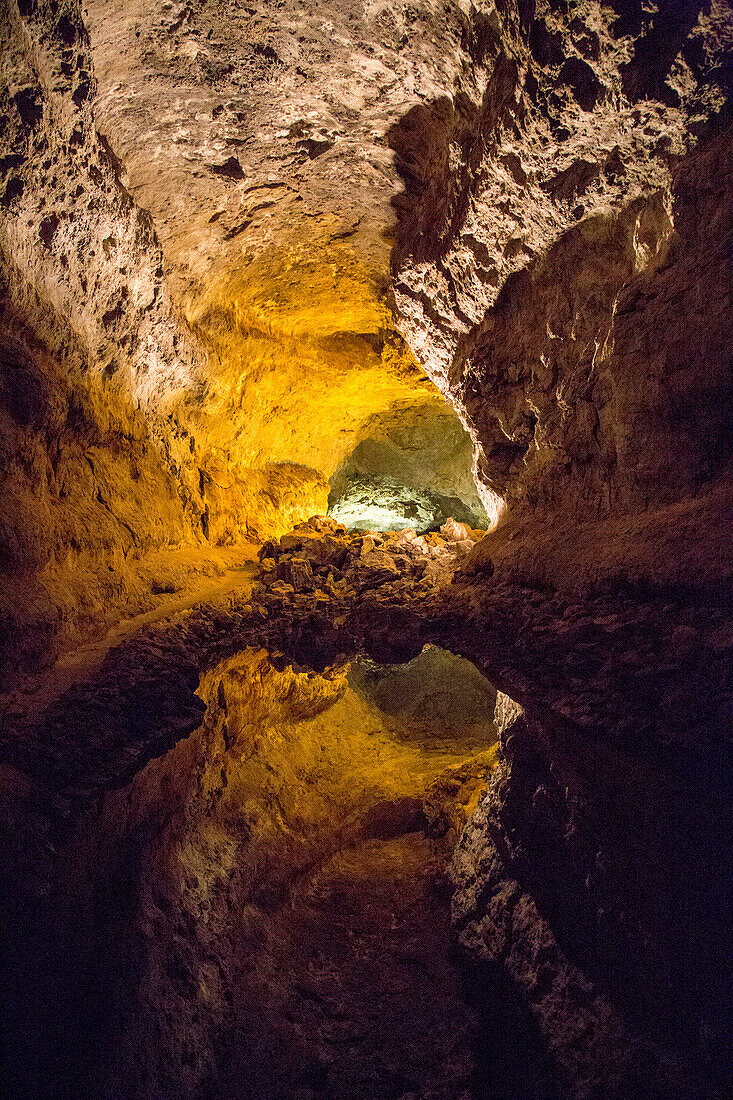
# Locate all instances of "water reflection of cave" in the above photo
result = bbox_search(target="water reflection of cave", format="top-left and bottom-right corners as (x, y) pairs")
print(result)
(328, 403), (487, 533)
(29, 645), (533, 1100)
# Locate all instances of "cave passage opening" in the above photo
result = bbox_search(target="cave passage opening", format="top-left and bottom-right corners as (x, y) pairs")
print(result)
(327, 402), (488, 534)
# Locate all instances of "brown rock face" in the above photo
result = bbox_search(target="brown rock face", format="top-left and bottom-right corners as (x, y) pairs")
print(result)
(0, 2), (732, 1099)
(0, 0), (210, 673)
(390, 0), (732, 525)
(381, 12), (732, 1087)
(0, 0), (494, 677)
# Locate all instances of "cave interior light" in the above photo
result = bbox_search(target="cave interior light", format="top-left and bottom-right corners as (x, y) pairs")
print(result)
(329, 498), (427, 533)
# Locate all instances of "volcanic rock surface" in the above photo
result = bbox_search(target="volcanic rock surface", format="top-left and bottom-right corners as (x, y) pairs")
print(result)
(1, 2), (732, 1100)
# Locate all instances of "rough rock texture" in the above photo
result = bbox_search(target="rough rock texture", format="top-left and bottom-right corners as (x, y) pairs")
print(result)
(1, 2), (732, 1098)
(384, 5), (733, 1094)
(5, 642), (504, 1100)
(1, 502), (730, 1097)
(330, 471), (480, 532)
(329, 402), (488, 530)
(451, 720), (721, 1099)
(390, 0), (732, 524)
(254, 514), (486, 609)
(82, 0), (489, 304)
(0, 0), (469, 678)
(332, 404), (485, 513)
(0, 0), (210, 675)
(81, 0), (489, 544)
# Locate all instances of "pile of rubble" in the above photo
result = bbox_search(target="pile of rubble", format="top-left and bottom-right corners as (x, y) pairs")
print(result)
(253, 516), (484, 609)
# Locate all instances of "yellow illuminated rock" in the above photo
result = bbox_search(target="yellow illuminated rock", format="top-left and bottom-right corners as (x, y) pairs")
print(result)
(1, 6), (730, 1100)
(61, 647), (498, 1097)
(180, 233), (448, 542)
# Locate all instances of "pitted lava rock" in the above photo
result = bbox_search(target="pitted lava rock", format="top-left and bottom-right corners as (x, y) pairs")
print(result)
(1, 3), (732, 1100)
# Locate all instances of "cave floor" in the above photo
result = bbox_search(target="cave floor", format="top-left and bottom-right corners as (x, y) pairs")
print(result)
(0, 545), (259, 727)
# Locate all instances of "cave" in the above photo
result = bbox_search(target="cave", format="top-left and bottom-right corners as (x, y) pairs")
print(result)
(328, 403), (488, 533)
(0, 3), (731, 1100)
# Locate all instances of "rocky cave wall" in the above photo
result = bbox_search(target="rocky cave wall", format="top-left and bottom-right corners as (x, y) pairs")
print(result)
(390, 0), (732, 526)
(383, 2), (733, 1094)
(8, 0), (728, 670)
(329, 402), (488, 530)
(77, 0), (504, 558)
(246, 515), (732, 1097)
(1, 2), (732, 1099)
(0, 0), (208, 675)
(1, 0), (476, 679)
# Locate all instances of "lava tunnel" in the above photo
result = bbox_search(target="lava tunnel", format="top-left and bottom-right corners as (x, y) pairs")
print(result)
(0, 2), (731, 1100)
(328, 404), (488, 533)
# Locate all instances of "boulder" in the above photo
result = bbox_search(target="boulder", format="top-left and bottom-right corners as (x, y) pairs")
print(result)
(295, 516), (347, 535)
(268, 582), (294, 597)
(353, 550), (400, 588)
(300, 535), (349, 569)
(441, 518), (472, 541)
(286, 557), (315, 592)
(279, 534), (306, 552)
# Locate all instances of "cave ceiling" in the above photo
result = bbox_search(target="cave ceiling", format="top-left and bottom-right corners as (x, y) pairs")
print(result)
(82, 0), (484, 527)
(80, 0), (733, 528)
(84, 0), (477, 303)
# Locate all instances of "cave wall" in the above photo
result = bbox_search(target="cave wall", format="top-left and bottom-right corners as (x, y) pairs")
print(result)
(78, 0), (480, 550)
(450, 709), (729, 1099)
(0, 0), (449, 678)
(0, 0), (216, 675)
(390, 0), (732, 524)
(329, 401), (489, 529)
(1, 3), (731, 1097)
(383, 2), (732, 1095)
